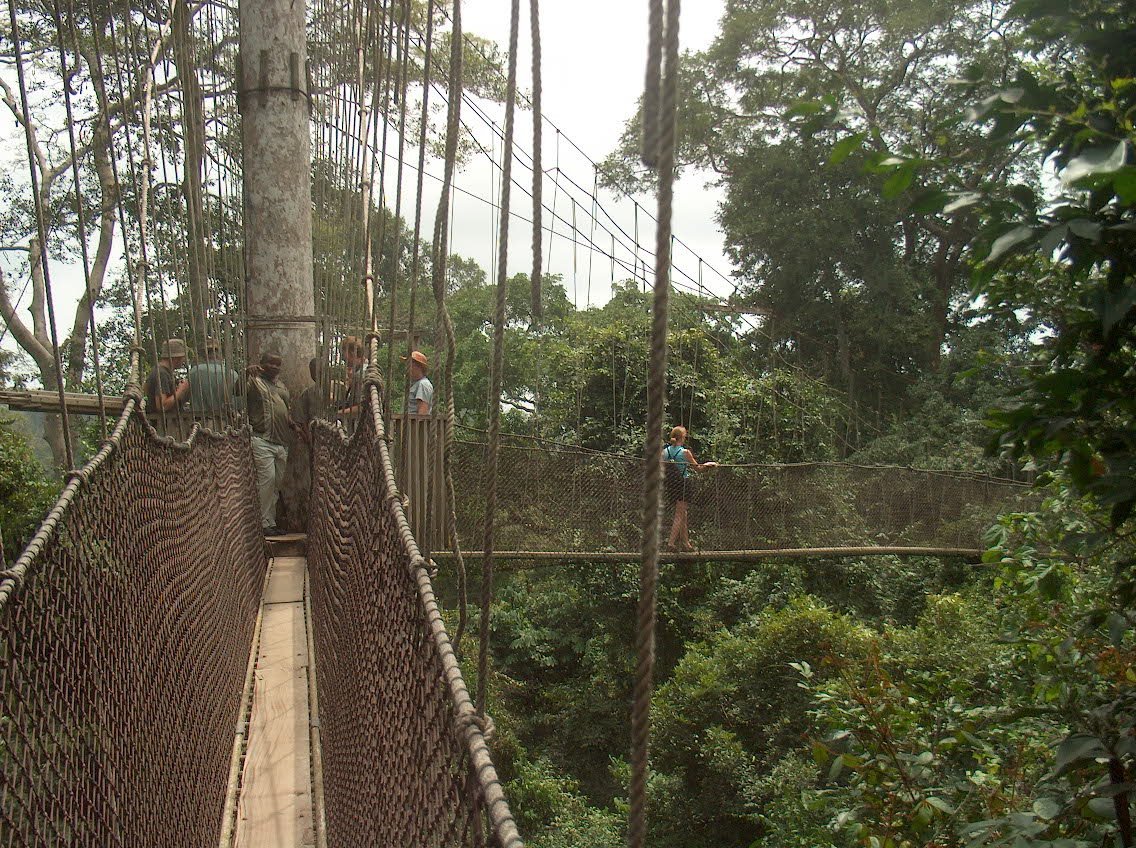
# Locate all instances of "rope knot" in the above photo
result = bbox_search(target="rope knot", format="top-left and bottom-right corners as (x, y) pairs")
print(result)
(455, 710), (495, 742)
(409, 553), (437, 578)
(363, 364), (384, 388)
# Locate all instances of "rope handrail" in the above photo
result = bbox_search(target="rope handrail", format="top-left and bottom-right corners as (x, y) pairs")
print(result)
(306, 385), (523, 847)
(1, 385), (266, 845)
(450, 426), (1031, 485)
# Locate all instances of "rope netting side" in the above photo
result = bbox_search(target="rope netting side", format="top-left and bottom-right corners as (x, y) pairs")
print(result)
(0, 399), (266, 846)
(306, 388), (521, 848)
(445, 439), (1033, 554)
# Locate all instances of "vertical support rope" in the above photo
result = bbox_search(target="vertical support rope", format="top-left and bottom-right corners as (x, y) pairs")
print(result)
(630, 1), (680, 846)
(479, 0), (521, 718)
(54, 0), (108, 437)
(528, 0), (542, 321)
(384, 0), (414, 419)
(6, 0), (75, 469)
(429, 0), (469, 660)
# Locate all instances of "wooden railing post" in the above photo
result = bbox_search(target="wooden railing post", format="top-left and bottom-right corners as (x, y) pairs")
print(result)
(391, 414), (449, 557)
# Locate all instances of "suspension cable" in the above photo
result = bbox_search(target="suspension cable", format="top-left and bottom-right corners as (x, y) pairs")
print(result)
(478, 0), (521, 719)
(6, 0), (76, 469)
(630, 2), (681, 846)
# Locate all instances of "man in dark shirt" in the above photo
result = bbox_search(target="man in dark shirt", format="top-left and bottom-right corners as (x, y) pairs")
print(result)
(144, 338), (191, 439)
(283, 356), (326, 532)
(247, 350), (294, 534)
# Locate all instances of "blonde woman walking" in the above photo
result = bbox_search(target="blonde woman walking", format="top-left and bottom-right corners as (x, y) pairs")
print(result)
(663, 426), (716, 551)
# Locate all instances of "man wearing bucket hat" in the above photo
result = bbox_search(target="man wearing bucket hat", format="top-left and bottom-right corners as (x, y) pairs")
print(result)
(144, 337), (191, 438)
(404, 349), (433, 416)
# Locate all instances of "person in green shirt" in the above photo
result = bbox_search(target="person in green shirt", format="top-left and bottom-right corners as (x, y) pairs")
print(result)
(663, 426), (717, 551)
(188, 337), (240, 432)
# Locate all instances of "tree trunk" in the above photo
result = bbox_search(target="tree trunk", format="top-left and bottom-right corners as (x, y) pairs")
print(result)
(928, 223), (965, 371)
(65, 119), (118, 392)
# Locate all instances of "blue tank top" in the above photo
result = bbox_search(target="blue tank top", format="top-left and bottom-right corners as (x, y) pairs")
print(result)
(664, 444), (690, 478)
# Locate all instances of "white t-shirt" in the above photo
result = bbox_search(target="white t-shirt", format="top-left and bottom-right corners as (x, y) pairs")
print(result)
(407, 376), (434, 414)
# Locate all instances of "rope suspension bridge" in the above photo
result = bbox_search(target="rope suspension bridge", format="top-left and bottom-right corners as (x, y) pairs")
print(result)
(0, 0), (1030, 845)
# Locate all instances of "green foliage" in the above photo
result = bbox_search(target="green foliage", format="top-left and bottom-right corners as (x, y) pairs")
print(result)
(605, 0), (1036, 413)
(644, 598), (873, 848)
(785, 0), (1136, 843)
(0, 416), (57, 564)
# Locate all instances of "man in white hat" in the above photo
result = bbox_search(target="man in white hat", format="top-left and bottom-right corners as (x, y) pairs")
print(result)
(144, 338), (191, 438)
(405, 349), (433, 416)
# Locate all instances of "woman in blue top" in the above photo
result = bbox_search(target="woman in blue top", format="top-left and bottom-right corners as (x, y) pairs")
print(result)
(663, 426), (715, 551)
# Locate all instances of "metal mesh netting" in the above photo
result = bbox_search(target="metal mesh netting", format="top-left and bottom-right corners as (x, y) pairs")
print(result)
(448, 435), (1034, 553)
(0, 402), (265, 847)
(307, 390), (521, 848)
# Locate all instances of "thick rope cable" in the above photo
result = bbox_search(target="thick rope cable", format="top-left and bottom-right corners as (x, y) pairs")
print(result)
(630, 1), (680, 846)
(54, 0), (108, 437)
(529, 0), (542, 321)
(478, 0), (520, 718)
(371, 0), (398, 350)
(429, 0), (470, 665)
(399, 0), (435, 524)
(6, 0), (76, 469)
(383, 0), (413, 419)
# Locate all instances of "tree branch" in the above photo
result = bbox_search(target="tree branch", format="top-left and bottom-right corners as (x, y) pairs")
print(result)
(0, 263), (54, 373)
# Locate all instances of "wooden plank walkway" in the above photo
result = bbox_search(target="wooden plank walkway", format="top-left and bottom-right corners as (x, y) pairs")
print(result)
(232, 555), (316, 848)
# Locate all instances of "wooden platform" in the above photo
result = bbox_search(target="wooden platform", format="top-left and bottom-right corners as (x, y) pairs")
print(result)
(232, 555), (316, 848)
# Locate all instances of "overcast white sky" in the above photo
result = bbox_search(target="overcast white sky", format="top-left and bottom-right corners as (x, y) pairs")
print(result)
(437, 0), (733, 307)
(1, 0), (733, 363)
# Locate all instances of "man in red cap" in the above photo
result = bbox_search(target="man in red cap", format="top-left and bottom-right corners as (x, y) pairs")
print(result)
(406, 350), (433, 416)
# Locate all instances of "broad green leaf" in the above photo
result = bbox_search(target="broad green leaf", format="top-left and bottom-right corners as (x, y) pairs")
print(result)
(925, 796), (955, 814)
(1089, 282), (1136, 332)
(1067, 219), (1102, 241)
(1054, 733), (1107, 774)
(1063, 141), (1129, 183)
(1039, 224), (1069, 256)
(911, 188), (950, 214)
(1033, 797), (1061, 820)
(944, 192), (982, 213)
(1115, 167), (1136, 203)
(829, 132), (866, 165)
(883, 165), (915, 198)
(986, 225), (1035, 262)
(1086, 797), (1117, 819)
